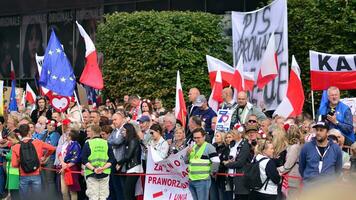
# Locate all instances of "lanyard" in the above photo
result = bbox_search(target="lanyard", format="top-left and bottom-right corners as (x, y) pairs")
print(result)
(315, 145), (330, 161)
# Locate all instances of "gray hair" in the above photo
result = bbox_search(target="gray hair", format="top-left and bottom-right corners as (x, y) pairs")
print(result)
(164, 112), (176, 126)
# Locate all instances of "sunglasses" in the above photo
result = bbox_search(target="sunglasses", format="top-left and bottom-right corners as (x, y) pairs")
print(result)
(248, 120), (257, 123)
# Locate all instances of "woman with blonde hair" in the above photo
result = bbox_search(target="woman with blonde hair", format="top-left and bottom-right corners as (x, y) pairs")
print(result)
(277, 125), (302, 199)
(250, 139), (281, 200)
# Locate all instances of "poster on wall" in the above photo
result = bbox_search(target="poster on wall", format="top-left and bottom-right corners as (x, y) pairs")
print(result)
(0, 16), (20, 79)
(20, 14), (47, 79)
(232, 0), (288, 110)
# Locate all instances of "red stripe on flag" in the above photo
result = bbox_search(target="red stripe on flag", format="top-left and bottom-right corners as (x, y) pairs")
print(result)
(310, 71), (356, 90)
(153, 191), (163, 198)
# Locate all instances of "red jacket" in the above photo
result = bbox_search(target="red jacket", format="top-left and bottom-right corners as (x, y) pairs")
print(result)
(12, 138), (56, 176)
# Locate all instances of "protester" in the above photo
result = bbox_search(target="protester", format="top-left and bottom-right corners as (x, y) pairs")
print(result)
(163, 113), (176, 145)
(224, 129), (252, 200)
(211, 131), (226, 200)
(319, 86), (355, 144)
(128, 95), (142, 120)
(58, 130), (82, 200)
(5, 132), (20, 200)
(192, 95), (217, 141)
(117, 123), (143, 200)
(67, 97), (81, 123)
(148, 124), (169, 159)
(89, 111), (101, 126)
(154, 98), (166, 116)
(100, 125), (113, 140)
(81, 125), (115, 200)
(30, 97), (52, 124)
(187, 128), (220, 200)
(231, 91), (267, 125)
(168, 125), (186, 155)
(140, 99), (153, 115)
(107, 111), (127, 200)
(277, 125), (302, 198)
(186, 116), (203, 145)
(12, 124), (56, 198)
(299, 121), (343, 185)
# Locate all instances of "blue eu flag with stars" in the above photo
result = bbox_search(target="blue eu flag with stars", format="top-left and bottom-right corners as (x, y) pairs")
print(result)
(39, 30), (75, 97)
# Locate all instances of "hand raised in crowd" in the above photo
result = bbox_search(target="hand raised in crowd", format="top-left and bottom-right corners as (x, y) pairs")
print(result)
(327, 114), (337, 124)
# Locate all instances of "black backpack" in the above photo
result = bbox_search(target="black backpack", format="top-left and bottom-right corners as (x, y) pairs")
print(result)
(20, 139), (40, 173)
(244, 157), (269, 191)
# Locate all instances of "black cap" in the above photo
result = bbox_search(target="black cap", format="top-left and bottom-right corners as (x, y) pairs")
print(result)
(312, 121), (329, 130)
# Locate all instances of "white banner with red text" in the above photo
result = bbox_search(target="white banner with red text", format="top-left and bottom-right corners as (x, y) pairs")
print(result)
(144, 147), (192, 200)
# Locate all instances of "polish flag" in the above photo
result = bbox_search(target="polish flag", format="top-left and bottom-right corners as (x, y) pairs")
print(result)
(175, 71), (187, 127)
(208, 70), (223, 113)
(76, 21), (104, 90)
(25, 83), (36, 104)
(232, 55), (244, 91)
(243, 72), (255, 92)
(256, 33), (279, 89)
(273, 55), (304, 118)
(206, 55), (234, 88)
(10, 60), (15, 80)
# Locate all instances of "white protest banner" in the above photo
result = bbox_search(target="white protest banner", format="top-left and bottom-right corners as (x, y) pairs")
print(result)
(340, 98), (356, 116)
(216, 109), (233, 132)
(144, 147), (192, 200)
(310, 51), (356, 90)
(232, 0), (288, 110)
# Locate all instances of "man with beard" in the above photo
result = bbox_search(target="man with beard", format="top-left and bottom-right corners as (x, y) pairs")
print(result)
(299, 121), (342, 185)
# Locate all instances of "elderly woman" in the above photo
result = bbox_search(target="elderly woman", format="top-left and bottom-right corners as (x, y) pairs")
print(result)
(148, 124), (169, 159)
(168, 125), (186, 155)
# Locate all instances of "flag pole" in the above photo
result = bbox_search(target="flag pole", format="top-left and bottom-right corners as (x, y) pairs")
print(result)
(74, 90), (84, 123)
(311, 90), (315, 120)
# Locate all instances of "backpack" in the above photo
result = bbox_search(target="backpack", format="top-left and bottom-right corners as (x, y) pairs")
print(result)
(20, 139), (40, 173)
(244, 157), (269, 191)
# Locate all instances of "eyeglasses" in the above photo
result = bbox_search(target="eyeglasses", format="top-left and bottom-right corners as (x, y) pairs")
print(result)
(150, 131), (155, 135)
(248, 120), (257, 123)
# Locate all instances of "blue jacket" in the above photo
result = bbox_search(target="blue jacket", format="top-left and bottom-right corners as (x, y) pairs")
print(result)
(319, 101), (355, 142)
(193, 107), (217, 136)
(299, 138), (342, 182)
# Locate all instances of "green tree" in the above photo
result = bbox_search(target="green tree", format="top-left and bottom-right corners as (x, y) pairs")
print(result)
(97, 11), (231, 109)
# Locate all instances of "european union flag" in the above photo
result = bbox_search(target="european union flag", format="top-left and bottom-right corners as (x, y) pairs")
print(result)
(39, 30), (75, 97)
(8, 80), (18, 112)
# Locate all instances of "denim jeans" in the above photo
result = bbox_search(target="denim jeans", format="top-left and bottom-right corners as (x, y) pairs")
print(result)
(0, 156), (5, 196)
(19, 175), (42, 199)
(189, 179), (211, 200)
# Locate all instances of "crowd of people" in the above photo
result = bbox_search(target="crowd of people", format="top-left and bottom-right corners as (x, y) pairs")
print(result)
(0, 86), (355, 200)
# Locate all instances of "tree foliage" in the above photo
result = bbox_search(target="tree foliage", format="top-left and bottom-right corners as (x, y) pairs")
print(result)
(288, 0), (356, 114)
(97, 11), (230, 108)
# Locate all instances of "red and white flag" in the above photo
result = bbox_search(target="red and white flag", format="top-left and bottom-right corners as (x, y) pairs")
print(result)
(244, 72), (255, 92)
(208, 70), (223, 113)
(232, 56), (245, 91)
(25, 83), (36, 105)
(206, 55), (234, 88)
(256, 33), (279, 89)
(76, 21), (104, 90)
(175, 71), (187, 127)
(274, 55), (304, 118)
(310, 50), (356, 90)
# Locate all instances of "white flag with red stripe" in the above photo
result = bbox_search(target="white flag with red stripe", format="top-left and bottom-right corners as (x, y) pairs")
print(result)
(274, 55), (304, 118)
(25, 83), (36, 105)
(209, 70), (223, 113)
(76, 21), (104, 90)
(175, 71), (187, 127)
(206, 55), (234, 88)
(256, 33), (279, 89)
(232, 56), (245, 91)
(10, 60), (15, 80)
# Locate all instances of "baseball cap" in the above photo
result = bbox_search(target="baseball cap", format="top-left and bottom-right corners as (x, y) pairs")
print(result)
(245, 124), (259, 133)
(137, 115), (150, 123)
(193, 95), (207, 107)
(312, 121), (329, 130)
